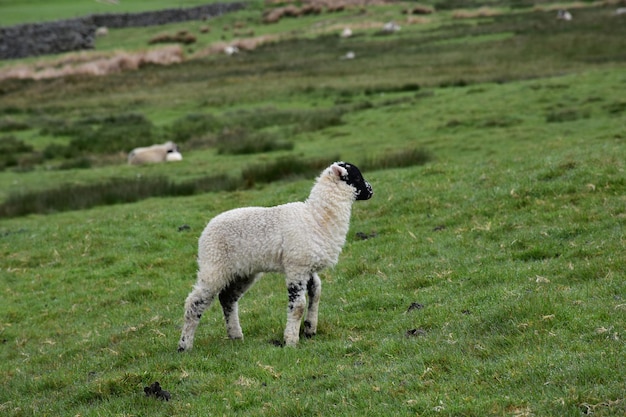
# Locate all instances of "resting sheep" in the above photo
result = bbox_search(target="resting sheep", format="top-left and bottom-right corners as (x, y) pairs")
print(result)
(127, 141), (180, 165)
(178, 162), (373, 351)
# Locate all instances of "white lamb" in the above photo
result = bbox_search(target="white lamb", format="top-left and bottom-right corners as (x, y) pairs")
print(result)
(127, 141), (179, 165)
(178, 162), (373, 351)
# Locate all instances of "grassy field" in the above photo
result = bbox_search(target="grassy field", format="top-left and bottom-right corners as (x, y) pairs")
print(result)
(0, 0), (237, 26)
(1, 1), (625, 416)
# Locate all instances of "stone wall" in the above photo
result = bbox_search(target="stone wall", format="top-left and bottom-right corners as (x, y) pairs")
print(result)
(0, 2), (247, 60)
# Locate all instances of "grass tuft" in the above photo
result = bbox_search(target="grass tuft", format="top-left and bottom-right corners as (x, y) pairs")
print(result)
(546, 108), (590, 123)
(216, 128), (293, 155)
(241, 155), (338, 187)
(0, 135), (34, 170)
(359, 148), (433, 172)
(0, 174), (240, 218)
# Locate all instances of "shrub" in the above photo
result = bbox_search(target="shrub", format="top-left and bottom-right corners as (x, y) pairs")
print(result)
(0, 135), (34, 171)
(169, 108), (345, 148)
(41, 113), (155, 155)
(0, 135), (33, 154)
(0, 174), (241, 218)
(40, 119), (90, 138)
(215, 128), (293, 155)
(56, 157), (92, 170)
(168, 113), (223, 143)
(359, 148), (432, 171)
(69, 113), (155, 153)
(0, 117), (30, 133)
(545, 109), (590, 123)
(364, 83), (421, 95)
(604, 101), (626, 116)
(43, 143), (80, 160)
(293, 108), (344, 133)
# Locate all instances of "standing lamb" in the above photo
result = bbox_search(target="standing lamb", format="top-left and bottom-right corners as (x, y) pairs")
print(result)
(127, 141), (179, 165)
(178, 162), (373, 351)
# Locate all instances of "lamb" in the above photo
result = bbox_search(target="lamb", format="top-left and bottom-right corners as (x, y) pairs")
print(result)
(127, 141), (179, 165)
(178, 161), (373, 351)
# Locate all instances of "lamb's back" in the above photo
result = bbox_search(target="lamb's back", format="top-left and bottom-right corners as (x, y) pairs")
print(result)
(198, 203), (313, 274)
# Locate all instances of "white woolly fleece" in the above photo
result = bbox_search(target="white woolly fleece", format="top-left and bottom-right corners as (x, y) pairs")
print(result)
(197, 163), (356, 287)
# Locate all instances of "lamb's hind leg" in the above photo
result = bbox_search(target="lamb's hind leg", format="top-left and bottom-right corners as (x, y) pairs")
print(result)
(178, 284), (216, 352)
(218, 274), (260, 340)
(304, 273), (321, 338)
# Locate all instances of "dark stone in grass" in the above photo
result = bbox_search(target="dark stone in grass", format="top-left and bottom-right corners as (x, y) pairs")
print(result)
(433, 224), (446, 231)
(407, 302), (424, 312)
(355, 231), (378, 240)
(178, 224), (190, 232)
(270, 339), (285, 347)
(0, 228), (28, 238)
(144, 381), (170, 401)
(405, 328), (427, 337)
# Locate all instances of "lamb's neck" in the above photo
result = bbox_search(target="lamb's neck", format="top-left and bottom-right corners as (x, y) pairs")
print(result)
(305, 192), (353, 238)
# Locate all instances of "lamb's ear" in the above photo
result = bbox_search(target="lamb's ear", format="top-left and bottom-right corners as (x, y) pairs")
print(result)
(331, 163), (348, 179)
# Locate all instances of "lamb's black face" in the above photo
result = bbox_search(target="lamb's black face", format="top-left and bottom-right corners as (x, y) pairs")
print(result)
(337, 162), (373, 201)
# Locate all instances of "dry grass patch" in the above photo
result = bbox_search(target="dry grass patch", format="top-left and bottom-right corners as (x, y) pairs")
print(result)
(148, 30), (197, 45)
(262, 0), (395, 23)
(0, 45), (184, 80)
(193, 34), (281, 57)
(452, 7), (503, 19)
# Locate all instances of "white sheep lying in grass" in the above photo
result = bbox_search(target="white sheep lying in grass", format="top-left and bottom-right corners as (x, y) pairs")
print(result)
(178, 162), (373, 351)
(127, 141), (180, 165)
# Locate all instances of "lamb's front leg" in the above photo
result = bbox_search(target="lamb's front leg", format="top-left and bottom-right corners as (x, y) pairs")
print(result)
(304, 273), (321, 338)
(284, 278), (307, 347)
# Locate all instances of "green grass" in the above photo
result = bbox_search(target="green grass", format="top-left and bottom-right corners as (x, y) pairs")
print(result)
(1, 1), (625, 416)
(0, 0), (240, 26)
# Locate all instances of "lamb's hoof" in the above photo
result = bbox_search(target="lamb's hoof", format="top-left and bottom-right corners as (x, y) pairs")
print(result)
(303, 320), (316, 338)
(177, 346), (186, 352)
